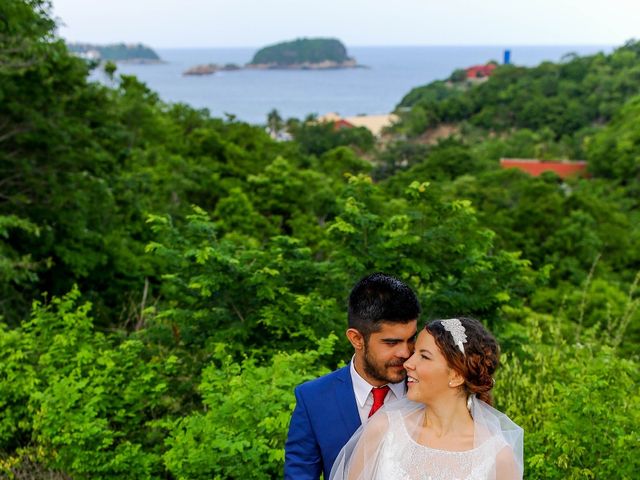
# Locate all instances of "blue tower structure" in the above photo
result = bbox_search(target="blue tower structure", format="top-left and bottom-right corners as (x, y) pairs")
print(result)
(504, 49), (511, 65)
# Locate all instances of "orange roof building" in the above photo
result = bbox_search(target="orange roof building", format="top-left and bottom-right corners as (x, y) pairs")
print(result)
(332, 119), (355, 130)
(500, 159), (589, 179)
(317, 113), (399, 137)
(465, 64), (497, 79)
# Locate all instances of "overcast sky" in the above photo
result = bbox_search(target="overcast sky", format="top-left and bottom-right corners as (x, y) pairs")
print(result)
(52, 0), (639, 48)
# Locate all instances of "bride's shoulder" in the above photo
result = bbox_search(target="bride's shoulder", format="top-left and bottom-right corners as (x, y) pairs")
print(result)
(361, 404), (408, 442)
(495, 444), (521, 479)
(365, 399), (423, 437)
(364, 408), (391, 433)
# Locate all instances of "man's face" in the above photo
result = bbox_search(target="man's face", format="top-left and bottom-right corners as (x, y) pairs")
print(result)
(360, 320), (418, 385)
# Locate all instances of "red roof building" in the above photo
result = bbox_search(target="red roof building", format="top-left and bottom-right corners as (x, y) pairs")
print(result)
(332, 119), (354, 130)
(465, 64), (497, 79)
(500, 159), (589, 179)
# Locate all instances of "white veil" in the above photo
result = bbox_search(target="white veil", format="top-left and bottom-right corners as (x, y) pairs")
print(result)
(329, 395), (523, 480)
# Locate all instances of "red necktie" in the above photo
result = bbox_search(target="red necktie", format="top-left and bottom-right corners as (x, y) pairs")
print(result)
(368, 386), (390, 418)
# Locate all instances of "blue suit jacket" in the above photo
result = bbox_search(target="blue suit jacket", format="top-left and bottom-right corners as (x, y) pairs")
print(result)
(284, 365), (361, 480)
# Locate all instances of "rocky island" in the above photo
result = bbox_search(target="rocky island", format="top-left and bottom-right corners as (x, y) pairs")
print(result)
(247, 38), (360, 70)
(67, 42), (162, 64)
(182, 38), (361, 75)
(183, 63), (241, 76)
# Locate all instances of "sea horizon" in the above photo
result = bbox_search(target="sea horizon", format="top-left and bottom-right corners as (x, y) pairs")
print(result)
(136, 43), (615, 49)
(98, 44), (614, 124)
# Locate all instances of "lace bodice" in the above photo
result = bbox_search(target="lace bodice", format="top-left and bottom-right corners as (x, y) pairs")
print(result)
(374, 410), (505, 480)
(329, 398), (523, 480)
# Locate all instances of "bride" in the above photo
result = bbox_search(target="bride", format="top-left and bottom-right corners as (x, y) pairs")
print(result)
(330, 317), (523, 480)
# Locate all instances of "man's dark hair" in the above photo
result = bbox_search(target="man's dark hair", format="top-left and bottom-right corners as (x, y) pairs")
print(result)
(348, 272), (421, 338)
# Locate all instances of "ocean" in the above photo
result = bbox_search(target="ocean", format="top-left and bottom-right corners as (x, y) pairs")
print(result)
(100, 45), (613, 125)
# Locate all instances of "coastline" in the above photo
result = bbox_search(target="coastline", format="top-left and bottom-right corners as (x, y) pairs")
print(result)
(245, 59), (366, 70)
(183, 59), (366, 76)
(112, 45), (611, 124)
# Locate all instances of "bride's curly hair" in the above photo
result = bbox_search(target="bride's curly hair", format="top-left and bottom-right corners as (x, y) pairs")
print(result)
(425, 317), (499, 406)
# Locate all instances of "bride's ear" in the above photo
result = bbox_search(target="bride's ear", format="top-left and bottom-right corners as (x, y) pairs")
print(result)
(447, 369), (465, 388)
(346, 328), (365, 350)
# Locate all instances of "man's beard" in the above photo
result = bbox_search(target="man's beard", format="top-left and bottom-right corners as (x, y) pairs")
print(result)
(363, 344), (407, 384)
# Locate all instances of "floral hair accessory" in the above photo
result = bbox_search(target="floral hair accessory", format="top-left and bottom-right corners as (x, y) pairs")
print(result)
(440, 318), (467, 355)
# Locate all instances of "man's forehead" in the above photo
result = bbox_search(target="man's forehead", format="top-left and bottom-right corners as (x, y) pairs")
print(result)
(372, 320), (418, 338)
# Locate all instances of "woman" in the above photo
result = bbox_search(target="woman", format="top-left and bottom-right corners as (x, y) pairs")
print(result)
(330, 317), (523, 480)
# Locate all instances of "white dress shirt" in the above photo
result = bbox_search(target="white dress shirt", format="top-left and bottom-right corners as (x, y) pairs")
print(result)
(349, 356), (406, 425)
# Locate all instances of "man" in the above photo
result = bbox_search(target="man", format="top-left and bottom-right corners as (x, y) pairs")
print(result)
(284, 272), (421, 479)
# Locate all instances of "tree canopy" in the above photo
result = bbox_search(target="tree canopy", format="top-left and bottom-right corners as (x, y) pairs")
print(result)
(1, 2), (638, 479)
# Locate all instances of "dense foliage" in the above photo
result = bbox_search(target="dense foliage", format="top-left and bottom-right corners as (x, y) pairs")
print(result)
(395, 41), (640, 143)
(587, 93), (640, 184)
(1, 1), (638, 478)
(249, 38), (352, 65)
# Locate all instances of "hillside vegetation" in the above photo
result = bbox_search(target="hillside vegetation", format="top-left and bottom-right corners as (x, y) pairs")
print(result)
(395, 42), (640, 149)
(1, 1), (638, 478)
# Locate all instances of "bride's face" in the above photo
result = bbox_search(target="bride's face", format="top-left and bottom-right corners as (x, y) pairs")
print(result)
(404, 330), (453, 404)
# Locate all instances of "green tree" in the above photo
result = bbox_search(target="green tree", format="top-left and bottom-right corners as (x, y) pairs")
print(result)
(587, 94), (640, 185)
(164, 336), (336, 479)
(266, 108), (284, 136)
(496, 309), (639, 480)
(0, 288), (173, 478)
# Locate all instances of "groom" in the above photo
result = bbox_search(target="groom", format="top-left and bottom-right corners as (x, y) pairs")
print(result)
(284, 273), (421, 479)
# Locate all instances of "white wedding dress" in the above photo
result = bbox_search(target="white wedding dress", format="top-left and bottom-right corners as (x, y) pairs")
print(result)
(330, 397), (523, 480)
(373, 410), (505, 480)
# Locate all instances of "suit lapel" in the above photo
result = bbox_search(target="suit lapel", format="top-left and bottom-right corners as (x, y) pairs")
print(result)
(334, 365), (361, 435)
